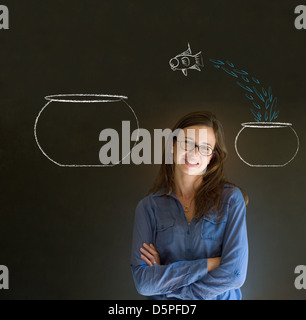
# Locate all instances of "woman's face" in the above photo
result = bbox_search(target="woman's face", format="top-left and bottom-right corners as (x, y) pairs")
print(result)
(173, 125), (216, 176)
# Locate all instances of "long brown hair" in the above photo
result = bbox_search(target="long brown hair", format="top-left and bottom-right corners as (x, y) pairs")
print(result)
(149, 111), (248, 220)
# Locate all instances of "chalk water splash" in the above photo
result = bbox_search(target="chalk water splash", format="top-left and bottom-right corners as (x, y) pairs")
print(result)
(209, 59), (279, 122)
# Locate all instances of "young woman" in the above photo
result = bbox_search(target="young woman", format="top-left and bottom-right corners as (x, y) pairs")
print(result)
(130, 111), (248, 300)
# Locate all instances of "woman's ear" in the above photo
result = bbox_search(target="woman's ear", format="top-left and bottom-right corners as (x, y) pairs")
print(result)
(207, 153), (214, 165)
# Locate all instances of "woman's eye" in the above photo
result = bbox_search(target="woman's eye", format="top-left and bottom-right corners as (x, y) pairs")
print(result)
(200, 145), (210, 153)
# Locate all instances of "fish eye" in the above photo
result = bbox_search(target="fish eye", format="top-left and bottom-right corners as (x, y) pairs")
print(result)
(181, 57), (190, 66)
(169, 58), (179, 68)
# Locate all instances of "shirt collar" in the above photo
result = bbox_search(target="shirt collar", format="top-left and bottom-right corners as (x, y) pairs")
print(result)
(152, 187), (173, 197)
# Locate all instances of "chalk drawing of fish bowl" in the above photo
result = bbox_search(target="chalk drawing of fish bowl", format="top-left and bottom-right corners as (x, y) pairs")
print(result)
(208, 58), (300, 167)
(234, 122), (299, 167)
(34, 94), (139, 167)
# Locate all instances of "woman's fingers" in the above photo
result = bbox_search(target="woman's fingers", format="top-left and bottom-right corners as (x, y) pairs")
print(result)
(148, 243), (160, 265)
(143, 243), (157, 255)
(207, 257), (221, 272)
(140, 254), (153, 266)
(140, 243), (160, 266)
(140, 247), (158, 267)
(140, 247), (154, 261)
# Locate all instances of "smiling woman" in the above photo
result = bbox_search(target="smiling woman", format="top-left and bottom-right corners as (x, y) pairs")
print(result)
(130, 111), (249, 300)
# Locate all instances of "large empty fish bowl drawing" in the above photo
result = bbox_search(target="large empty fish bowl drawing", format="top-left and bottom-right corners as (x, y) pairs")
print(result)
(235, 122), (299, 167)
(34, 94), (139, 167)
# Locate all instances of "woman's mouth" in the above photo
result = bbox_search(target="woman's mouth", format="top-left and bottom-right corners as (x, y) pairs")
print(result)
(185, 158), (200, 167)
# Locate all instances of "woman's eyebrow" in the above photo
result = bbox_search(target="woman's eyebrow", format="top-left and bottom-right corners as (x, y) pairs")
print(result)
(202, 142), (213, 147)
(185, 137), (213, 147)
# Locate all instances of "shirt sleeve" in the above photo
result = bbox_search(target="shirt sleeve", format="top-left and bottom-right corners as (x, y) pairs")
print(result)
(130, 199), (208, 296)
(166, 188), (248, 300)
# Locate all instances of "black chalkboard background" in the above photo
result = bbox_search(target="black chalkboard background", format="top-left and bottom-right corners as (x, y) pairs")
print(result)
(1, 1), (306, 299)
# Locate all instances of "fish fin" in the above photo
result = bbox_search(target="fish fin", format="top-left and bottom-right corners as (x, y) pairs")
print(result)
(194, 51), (204, 67)
(189, 64), (201, 71)
(179, 43), (192, 56)
(182, 69), (188, 76)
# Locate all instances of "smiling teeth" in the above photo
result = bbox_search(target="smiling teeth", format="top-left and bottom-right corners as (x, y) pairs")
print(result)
(187, 160), (198, 165)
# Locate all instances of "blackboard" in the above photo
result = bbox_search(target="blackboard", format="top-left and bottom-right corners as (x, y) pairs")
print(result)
(1, 1), (306, 299)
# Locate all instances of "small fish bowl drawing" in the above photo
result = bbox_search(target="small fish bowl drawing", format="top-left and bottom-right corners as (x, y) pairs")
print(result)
(234, 122), (299, 167)
(208, 58), (300, 167)
(34, 94), (139, 167)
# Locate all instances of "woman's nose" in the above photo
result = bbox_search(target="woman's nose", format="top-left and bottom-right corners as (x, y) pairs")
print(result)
(187, 145), (200, 157)
(194, 145), (200, 155)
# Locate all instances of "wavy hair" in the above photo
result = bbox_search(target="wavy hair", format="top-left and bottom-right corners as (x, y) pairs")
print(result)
(149, 111), (248, 220)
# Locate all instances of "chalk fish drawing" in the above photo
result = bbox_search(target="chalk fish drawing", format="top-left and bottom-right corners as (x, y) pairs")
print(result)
(169, 43), (204, 76)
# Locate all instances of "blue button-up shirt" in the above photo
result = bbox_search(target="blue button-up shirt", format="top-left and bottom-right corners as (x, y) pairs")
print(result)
(130, 184), (248, 300)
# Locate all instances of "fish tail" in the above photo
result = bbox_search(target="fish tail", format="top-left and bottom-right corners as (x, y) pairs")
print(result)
(194, 52), (204, 67)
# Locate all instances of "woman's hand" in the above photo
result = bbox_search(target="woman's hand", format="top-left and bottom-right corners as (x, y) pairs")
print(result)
(139, 242), (219, 271)
(140, 243), (161, 266)
(207, 257), (221, 272)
